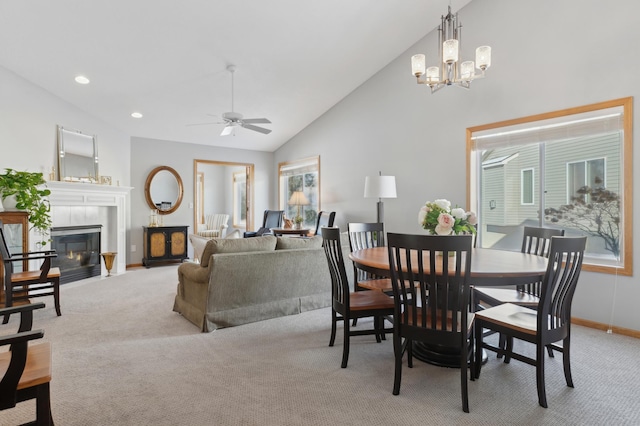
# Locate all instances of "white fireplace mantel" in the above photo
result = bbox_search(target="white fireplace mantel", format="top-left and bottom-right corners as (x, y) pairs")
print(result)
(46, 181), (132, 275)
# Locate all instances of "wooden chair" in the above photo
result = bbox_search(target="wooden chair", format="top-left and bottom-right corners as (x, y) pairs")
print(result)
(347, 222), (391, 293)
(387, 233), (475, 413)
(321, 227), (394, 368)
(0, 302), (54, 425)
(474, 236), (586, 408)
(243, 210), (284, 238)
(0, 225), (61, 323)
(313, 211), (335, 236)
(474, 226), (564, 357)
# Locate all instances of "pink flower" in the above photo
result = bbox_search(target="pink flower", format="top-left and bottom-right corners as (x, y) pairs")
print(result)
(466, 211), (478, 225)
(435, 213), (454, 235)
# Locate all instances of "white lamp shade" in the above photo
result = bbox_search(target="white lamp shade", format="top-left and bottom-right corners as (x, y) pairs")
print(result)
(364, 176), (397, 199)
(288, 191), (310, 206)
(443, 39), (459, 63)
(411, 54), (426, 76)
(476, 46), (492, 70)
(460, 61), (475, 80)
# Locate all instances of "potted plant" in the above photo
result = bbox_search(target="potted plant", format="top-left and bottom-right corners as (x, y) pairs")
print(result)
(0, 168), (52, 244)
(293, 215), (304, 230)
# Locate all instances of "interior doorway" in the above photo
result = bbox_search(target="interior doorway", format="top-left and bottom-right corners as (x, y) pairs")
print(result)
(193, 159), (254, 237)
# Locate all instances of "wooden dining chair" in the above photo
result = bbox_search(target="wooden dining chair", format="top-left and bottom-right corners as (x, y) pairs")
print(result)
(473, 226), (564, 357)
(321, 227), (394, 368)
(387, 233), (475, 413)
(0, 225), (61, 323)
(474, 236), (586, 408)
(0, 302), (54, 425)
(347, 222), (392, 293)
(313, 211), (335, 236)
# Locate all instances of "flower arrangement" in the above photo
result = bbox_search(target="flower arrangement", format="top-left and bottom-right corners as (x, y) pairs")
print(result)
(418, 199), (477, 236)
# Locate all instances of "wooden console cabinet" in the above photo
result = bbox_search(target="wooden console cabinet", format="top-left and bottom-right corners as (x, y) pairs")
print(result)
(142, 225), (188, 267)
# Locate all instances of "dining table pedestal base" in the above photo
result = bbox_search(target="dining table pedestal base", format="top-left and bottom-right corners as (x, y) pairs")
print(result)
(412, 342), (488, 368)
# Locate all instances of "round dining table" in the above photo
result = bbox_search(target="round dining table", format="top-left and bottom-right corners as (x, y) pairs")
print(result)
(348, 246), (549, 367)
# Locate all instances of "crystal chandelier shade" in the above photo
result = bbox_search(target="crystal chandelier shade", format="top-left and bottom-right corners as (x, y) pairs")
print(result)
(411, 6), (491, 93)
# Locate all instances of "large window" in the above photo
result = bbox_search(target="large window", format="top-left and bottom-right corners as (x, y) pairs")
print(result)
(467, 97), (632, 276)
(278, 156), (320, 229)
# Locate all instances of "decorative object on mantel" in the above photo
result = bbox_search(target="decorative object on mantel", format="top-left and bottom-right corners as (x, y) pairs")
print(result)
(288, 191), (309, 230)
(100, 252), (117, 277)
(100, 175), (112, 185)
(410, 5), (491, 93)
(0, 168), (52, 244)
(364, 171), (397, 223)
(418, 199), (477, 236)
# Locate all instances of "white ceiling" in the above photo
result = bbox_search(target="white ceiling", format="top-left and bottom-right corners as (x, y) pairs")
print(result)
(0, 0), (472, 152)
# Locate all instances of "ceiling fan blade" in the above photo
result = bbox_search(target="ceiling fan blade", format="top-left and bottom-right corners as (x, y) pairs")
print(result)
(220, 125), (234, 136)
(242, 118), (271, 124)
(242, 123), (272, 134)
(187, 121), (223, 127)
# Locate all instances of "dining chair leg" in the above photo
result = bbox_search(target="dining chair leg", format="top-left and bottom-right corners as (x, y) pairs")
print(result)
(392, 333), (403, 395)
(546, 344), (555, 358)
(503, 336), (514, 364)
(562, 335), (574, 388)
(341, 315), (350, 368)
(373, 316), (382, 343)
(536, 343), (548, 408)
(36, 383), (53, 425)
(329, 310), (337, 347)
(54, 277), (61, 317)
(474, 323), (483, 379)
(461, 339), (470, 413)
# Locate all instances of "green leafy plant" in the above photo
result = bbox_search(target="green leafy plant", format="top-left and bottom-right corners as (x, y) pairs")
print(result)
(0, 168), (52, 244)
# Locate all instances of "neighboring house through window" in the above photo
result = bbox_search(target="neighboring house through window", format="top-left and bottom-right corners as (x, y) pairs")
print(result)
(467, 97), (632, 276)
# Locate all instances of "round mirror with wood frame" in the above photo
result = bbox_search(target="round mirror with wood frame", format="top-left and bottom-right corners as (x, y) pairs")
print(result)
(144, 165), (184, 215)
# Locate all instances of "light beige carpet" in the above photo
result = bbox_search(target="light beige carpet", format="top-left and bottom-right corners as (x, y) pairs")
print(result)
(1, 265), (639, 425)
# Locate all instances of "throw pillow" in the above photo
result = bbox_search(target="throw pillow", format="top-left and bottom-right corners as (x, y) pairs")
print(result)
(200, 235), (277, 267)
(276, 235), (323, 250)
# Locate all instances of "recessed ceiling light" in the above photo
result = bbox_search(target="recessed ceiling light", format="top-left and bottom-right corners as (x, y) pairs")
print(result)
(131, 112), (143, 118)
(74, 75), (90, 84)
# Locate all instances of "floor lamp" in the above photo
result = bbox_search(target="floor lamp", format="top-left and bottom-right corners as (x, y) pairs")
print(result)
(364, 172), (397, 223)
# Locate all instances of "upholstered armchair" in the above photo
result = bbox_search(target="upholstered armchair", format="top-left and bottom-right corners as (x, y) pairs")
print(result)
(197, 214), (229, 238)
(244, 210), (284, 238)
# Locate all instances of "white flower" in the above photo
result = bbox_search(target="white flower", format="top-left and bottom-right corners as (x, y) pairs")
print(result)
(418, 206), (428, 226)
(434, 199), (451, 211)
(451, 208), (467, 220)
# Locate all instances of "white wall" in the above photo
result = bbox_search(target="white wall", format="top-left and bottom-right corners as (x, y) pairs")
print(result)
(0, 66), (130, 186)
(274, 0), (640, 331)
(130, 137), (273, 263)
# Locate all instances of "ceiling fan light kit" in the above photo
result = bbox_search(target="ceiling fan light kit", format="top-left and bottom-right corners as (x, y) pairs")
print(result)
(217, 65), (272, 136)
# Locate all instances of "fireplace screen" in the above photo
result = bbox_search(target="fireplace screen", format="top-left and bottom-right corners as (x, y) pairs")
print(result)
(51, 225), (102, 284)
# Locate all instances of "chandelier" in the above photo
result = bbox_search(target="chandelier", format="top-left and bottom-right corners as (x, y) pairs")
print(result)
(411, 6), (491, 93)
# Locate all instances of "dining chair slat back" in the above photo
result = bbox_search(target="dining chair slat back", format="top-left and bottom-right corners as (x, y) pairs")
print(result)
(387, 233), (475, 413)
(474, 236), (587, 408)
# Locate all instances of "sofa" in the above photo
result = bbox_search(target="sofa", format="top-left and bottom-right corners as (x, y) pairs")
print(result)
(173, 233), (351, 332)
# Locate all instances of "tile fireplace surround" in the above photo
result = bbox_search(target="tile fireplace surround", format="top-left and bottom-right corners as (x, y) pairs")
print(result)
(45, 181), (132, 276)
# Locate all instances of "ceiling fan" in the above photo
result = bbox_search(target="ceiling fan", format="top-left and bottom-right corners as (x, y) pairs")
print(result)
(190, 65), (272, 136)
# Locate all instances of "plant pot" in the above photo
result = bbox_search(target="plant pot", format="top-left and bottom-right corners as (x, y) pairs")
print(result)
(1, 194), (18, 210)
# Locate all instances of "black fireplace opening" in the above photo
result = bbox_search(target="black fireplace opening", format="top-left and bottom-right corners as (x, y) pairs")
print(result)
(51, 225), (102, 284)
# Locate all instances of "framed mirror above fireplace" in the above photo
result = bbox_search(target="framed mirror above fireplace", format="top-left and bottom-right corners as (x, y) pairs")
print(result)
(56, 125), (99, 182)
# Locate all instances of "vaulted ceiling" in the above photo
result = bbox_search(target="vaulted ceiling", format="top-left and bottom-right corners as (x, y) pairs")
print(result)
(0, 0), (471, 152)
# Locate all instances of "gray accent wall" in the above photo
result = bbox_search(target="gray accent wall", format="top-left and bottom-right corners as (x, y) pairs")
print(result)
(273, 0), (640, 331)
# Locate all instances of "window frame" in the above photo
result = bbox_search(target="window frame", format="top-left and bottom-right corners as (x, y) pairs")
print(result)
(467, 97), (633, 276)
(278, 156), (321, 229)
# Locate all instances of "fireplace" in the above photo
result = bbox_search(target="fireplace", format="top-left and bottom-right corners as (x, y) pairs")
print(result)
(51, 225), (102, 284)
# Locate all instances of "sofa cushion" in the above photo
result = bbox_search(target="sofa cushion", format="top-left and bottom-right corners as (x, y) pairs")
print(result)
(276, 235), (323, 250)
(200, 235), (277, 267)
